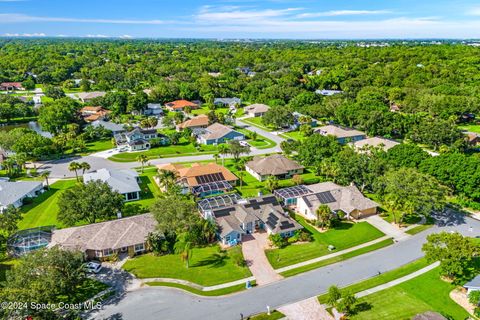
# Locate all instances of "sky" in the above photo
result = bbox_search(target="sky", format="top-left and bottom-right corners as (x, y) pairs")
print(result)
(1, 0), (480, 39)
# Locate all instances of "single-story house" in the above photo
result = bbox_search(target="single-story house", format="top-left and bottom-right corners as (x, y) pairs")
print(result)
(90, 120), (126, 135)
(293, 182), (379, 220)
(205, 195), (303, 245)
(115, 128), (168, 151)
(353, 137), (400, 152)
(0, 82), (24, 91)
(214, 97), (241, 107)
(0, 181), (44, 212)
(49, 214), (156, 260)
(77, 91), (106, 103)
(177, 114), (209, 131)
(80, 106), (112, 122)
(84, 168), (141, 201)
(144, 103), (164, 117)
(156, 162), (238, 197)
(165, 100), (199, 112)
(291, 112), (318, 130)
(315, 124), (366, 144)
(315, 89), (343, 96)
(196, 123), (245, 145)
(246, 154), (304, 181)
(464, 274), (480, 294)
(244, 104), (270, 117)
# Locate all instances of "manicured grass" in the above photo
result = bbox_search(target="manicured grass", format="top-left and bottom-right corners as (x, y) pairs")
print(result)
(406, 224), (434, 235)
(108, 141), (218, 162)
(459, 124), (480, 134)
(280, 238), (394, 277)
(18, 179), (77, 230)
(266, 216), (385, 269)
(317, 258), (431, 303)
(123, 245), (252, 286)
(63, 278), (109, 304)
(125, 169), (161, 212)
(146, 281), (255, 296)
(241, 117), (275, 131)
(280, 130), (305, 141)
(351, 268), (469, 320)
(248, 311), (285, 320)
(83, 139), (114, 154)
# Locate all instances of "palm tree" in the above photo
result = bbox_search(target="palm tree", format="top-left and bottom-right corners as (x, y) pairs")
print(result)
(265, 175), (279, 193)
(80, 162), (90, 175)
(68, 161), (81, 181)
(40, 170), (51, 189)
(238, 171), (246, 190)
(137, 154), (148, 173)
(316, 204), (332, 230)
(213, 153), (220, 164)
(201, 219), (217, 244)
(218, 144), (229, 166)
(175, 233), (192, 268)
(148, 117), (158, 128)
(156, 169), (178, 191)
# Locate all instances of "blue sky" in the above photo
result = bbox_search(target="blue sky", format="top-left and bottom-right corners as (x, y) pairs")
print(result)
(1, 0), (480, 39)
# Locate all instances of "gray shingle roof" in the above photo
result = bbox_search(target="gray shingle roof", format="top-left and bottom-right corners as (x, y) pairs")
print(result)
(91, 120), (126, 133)
(315, 125), (366, 139)
(83, 168), (140, 194)
(464, 274), (480, 289)
(0, 181), (43, 208)
(246, 154), (304, 176)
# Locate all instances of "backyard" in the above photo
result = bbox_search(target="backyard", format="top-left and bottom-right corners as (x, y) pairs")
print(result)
(123, 245), (252, 286)
(265, 216), (385, 269)
(351, 268), (469, 320)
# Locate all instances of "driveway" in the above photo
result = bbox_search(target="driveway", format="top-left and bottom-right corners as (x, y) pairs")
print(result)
(241, 232), (283, 286)
(278, 297), (333, 320)
(92, 212), (478, 320)
(365, 215), (411, 241)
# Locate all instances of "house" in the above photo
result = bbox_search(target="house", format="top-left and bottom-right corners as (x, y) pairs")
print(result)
(196, 123), (245, 145)
(291, 182), (378, 220)
(214, 98), (241, 107)
(77, 91), (106, 103)
(464, 275), (480, 294)
(390, 104), (401, 112)
(144, 103), (164, 117)
(0, 181), (44, 211)
(83, 168), (141, 201)
(204, 195), (303, 245)
(80, 106), (111, 122)
(353, 137), (400, 152)
(156, 162), (238, 197)
(244, 104), (269, 117)
(315, 124), (366, 144)
(176, 114), (209, 131)
(291, 112), (318, 130)
(246, 154), (304, 181)
(0, 149), (8, 170)
(115, 128), (168, 151)
(465, 132), (480, 146)
(0, 82), (24, 91)
(315, 89), (343, 96)
(49, 214), (156, 260)
(165, 100), (199, 112)
(90, 120), (126, 135)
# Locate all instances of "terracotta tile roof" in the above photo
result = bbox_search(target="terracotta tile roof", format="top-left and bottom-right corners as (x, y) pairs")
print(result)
(157, 162), (238, 187)
(177, 114), (209, 129)
(1, 82), (23, 88)
(165, 100), (199, 110)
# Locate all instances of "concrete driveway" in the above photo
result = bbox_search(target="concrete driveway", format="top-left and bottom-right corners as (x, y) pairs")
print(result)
(241, 232), (283, 286)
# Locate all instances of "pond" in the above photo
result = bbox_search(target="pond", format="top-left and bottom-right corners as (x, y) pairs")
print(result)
(0, 121), (52, 138)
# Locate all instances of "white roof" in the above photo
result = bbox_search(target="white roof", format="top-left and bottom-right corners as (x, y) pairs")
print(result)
(83, 168), (140, 194)
(0, 181), (43, 208)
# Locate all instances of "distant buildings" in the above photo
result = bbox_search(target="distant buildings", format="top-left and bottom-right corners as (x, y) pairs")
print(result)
(315, 89), (343, 96)
(80, 106), (111, 122)
(244, 103), (269, 117)
(165, 100), (199, 112)
(196, 123), (245, 145)
(246, 154), (304, 182)
(315, 124), (366, 144)
(0, 82), (24, 91)
(0, 181), (44, 212)
(77, 91), (106, 103)
(353, 137), (400, 152)
(115, 128), (168, 151)
(177, 114), (209, 131)
(84, 168), (141, 202)
(214, 97), (241, 107)
(143, 103), (164, 117)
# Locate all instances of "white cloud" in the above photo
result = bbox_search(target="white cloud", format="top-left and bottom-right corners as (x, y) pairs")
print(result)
(196, 5), (302, 22)
(85, 34), (109, 38)
(0, 13), (167, 24)
(467, 7), (480, 16)
(297, 10), (392, 18)
(2, 32), (46, 37)
(119, 34), (133, 39)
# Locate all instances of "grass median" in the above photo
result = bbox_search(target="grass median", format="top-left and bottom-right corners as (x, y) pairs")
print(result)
(146, 280), (256, 297)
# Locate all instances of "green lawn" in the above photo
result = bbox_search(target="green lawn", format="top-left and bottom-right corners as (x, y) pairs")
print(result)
(266, 216), (385, 269)
(241, 117), (275, 131)
(123, 245), (252, 286)
(280, 239), (394, 277)
(248, 311), (285, 320)
(351, 268), (469, 320)
(280, 130), (305, 141)
(82, 139), (115, 155)
(146, 281), (255, 296)
(459, 124), (480, 134)
(18, 179), (77, 230)
(124, 168), (161, 212)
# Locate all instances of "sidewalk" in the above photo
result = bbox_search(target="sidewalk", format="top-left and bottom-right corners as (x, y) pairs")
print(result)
(275, 235), (392, 274)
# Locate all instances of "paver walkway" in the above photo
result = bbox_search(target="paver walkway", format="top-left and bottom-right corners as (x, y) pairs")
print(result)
(365, 215), (411, 241)
(278, 297), (333, 320)
(242, 232), (283, 285)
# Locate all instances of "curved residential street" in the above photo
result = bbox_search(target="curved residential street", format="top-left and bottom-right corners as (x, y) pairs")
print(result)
(38, 118), (283, 178)
(93, 213), (479, 320)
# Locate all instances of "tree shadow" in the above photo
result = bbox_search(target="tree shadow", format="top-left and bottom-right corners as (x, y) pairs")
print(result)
(138, 176), (154, 199)
(192, 253), (228, 268)
(351, 302), (372, 314)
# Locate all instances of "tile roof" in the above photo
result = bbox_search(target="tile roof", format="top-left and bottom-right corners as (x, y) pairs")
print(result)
(83, 168), (140, 194)
(157, 162), (238, 187)
(177, 114), (209, 129)
(50, 214), (156, 251)
(246, 154), (304, 176)
(77, 91), (106, 101)
(165, 100), (198, 110)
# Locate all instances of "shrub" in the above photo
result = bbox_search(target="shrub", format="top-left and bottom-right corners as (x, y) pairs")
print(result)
(22, 197), (34, 205)
(269, 234), (288, 248)
(297, 230), (313, 242)
(469, 290), (480, 306)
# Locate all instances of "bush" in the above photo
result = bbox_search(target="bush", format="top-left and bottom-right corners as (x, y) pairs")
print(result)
(269, 234), (288, 248)
(297, 230), (313, 242)
(22, 197), (34, 205)
(469, 290), (480, 306)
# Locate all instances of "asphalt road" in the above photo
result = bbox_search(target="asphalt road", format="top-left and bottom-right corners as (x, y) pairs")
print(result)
(38, 118), (283, 178)
(92, 213), (479, 320)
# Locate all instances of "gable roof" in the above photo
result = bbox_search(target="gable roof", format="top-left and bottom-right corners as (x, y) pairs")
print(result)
(177, 114), (209, 129)
(354, 137), (400, 151)
(246, 154), (304, 176)
(50, 214), (156, 251)
(245, 103), (269, 114)
(83, 168), (140, 194)
(316, 125), (366, 139)
(0, 181), (43, 208)
(200, 123), (242, 140)
(165, 100), (198, 110)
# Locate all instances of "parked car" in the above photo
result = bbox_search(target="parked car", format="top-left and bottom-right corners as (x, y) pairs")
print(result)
(239, 141), (250, 147)
(85, 261), (102, 273)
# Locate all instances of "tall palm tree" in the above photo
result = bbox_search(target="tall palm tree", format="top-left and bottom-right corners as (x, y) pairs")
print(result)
(68, 161), (81, 181)
(201, 219), (217, 244)
(238, 171), (246, 190)
(156, 169), (178, 191)
(137, 154), (148, 173)
(80, 162), (91, 175)
(40, 170), (51, 189)
(316, 204), (332, 230)
(218, 144), (229, 167)
(213, 153), (220, 164)
(175, 233), (192, 268)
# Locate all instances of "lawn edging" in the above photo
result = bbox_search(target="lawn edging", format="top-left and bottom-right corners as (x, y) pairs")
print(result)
(145, 279), (257, 297)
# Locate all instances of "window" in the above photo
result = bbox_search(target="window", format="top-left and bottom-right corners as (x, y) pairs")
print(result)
(134, 243), (145, 252)
(95, 250), (102, 257)
(103, 248), (113, 256)
(225, 236), (230, 241)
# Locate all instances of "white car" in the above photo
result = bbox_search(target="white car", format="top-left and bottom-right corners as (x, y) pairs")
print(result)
(239, 141), (250, 147)
(85, 261), (102, 274)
